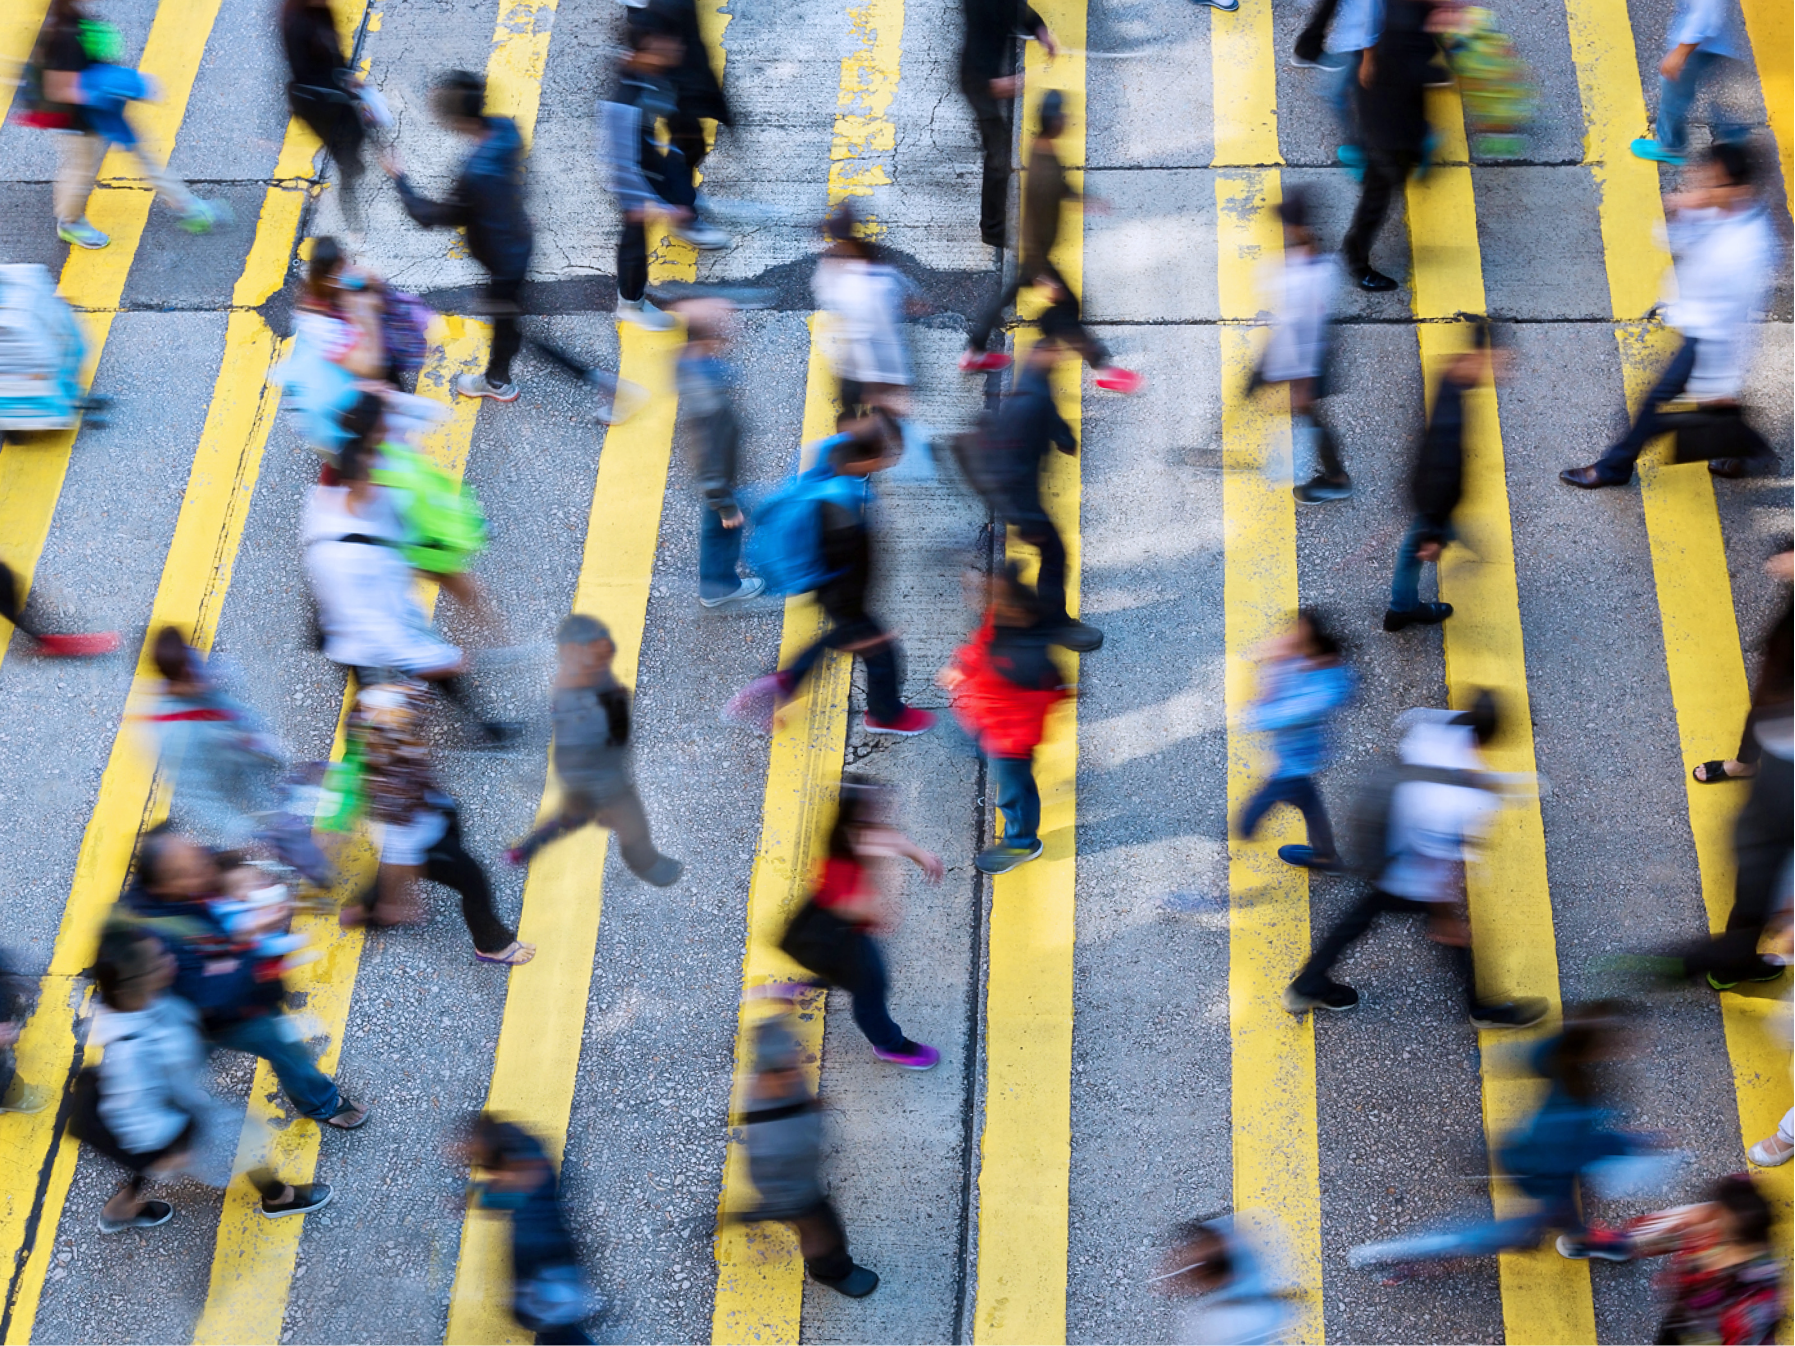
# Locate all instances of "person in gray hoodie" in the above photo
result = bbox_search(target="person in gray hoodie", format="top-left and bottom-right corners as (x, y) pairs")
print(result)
(504, 615), (682, 885)
(733, 1011), (878, 1297)
(676, 298), (764, 608)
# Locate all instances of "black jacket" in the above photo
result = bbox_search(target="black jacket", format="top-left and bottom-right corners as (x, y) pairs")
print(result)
(117, 887), (282, 1031)
(959, 0), (1045, 94)
(1357, 0), (1436, 157)
(627, 0), (731, 124)
(979, 362), (1075, 518)
(281, 3), (349, 91)
(395, 117), (534, 282)
(1411, 371), (1466, 530)
(817, 498), (873, 622)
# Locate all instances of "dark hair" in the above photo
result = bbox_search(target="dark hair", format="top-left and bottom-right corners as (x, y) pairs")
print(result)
(1712, 1173), (1773, 1246)
(469, 1113), (549, 1171)
(1296, 607), (1341, 659)
(1708, 139), (1755, 189)
(306, 236), (344, 304)
(1454, 688), (1500, 744)
(335, 392), (384, 477)
(1168, 1220), (1233, 1281)
(1467, 315), (1504, 351)
(1544, 1000), (1626, 1103)
(133, 824), (185, 891)
(627, 9), (682, 49)
(825, 774), (881, 860)
(152, 626), (194, 684)
(828, 409), (897, 466)
(823, 201), (878, 259)
(432, 70), (486, 123)
(1276, 187), (1311, 232)
(92, 926), (164, 1011)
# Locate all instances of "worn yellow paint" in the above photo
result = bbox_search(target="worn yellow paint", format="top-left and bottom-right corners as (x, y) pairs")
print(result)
(1736, 0), (1792, 213)
(484, 0), (558, 152)
(1405, 89), (1595, 1346)
(0, 0), (225, 674)
(828, 0), (904, 203)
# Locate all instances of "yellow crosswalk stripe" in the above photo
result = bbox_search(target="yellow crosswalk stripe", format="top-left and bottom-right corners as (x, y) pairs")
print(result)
(1403, 92), (1594, 1344)
(0, 42), (339, 1346)
(1211, 10), (1325, 1343)
(1735, 0), (1791, 213)
(1563, 0), (1793, 1252)
(0, 0), (227, 675)
(0, 0), (53, 130)
(970, 13), (1084, 1343)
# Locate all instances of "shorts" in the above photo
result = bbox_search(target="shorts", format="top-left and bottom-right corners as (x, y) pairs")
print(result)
(378, 808), (450, 866)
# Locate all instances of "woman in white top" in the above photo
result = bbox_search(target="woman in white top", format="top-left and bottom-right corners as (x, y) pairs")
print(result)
(812, 203), (918, 418)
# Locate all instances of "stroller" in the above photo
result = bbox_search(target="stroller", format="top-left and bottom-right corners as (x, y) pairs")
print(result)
(0, 264), (106, 431)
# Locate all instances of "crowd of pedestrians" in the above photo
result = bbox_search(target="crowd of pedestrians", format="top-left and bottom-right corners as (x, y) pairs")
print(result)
(2, 0), (1788, 1338)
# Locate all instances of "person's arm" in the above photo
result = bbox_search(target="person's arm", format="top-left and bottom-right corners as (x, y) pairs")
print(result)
(1664, 0), (1724, 72)
(1019, 2), (1058, 54)
(596, 97), (661, 219)
(385, 151), (472, 230)
(892, 830), (946, 883)
(42, 69), (84, 104)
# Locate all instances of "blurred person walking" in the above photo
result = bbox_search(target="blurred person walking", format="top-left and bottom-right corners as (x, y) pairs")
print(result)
(1385, 320), (1506, 632)
(1561, 144), (1777, 488)
(1282, 696), (1548, 1028)
(599, 16), (730, 332)
(1292, 0), (1385, 169)
(464, 1114), (603, 1343)
(281, 0), (367, 227)
(1628, 0), (1746, 163)
(814, 203), (918, 419)
(732, 1011), (879, 1295)
(778, 776), (945, 1068)
(503, 616), (683, 887)
(1694, 548), (1790, 783)
(1237, 609), (1356, 872)
(0, 952), (47, 1116)
(0, 559), (119, 657)
(382, 70), (533, 402)
(1155, 1218), (1294, 1345)
(75, 926), (332, 1232)
(940, 564), (1069, 875)
(624, 0), (733, 172)
(676, 299), (764, 607)
(1251, 189), (1350, 503)
(958, 0), (1058, 249)
(1340, 0), (1436, 291)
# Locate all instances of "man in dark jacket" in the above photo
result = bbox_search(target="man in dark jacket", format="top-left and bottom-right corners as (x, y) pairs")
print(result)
(677, 299), (763, 606)
(1340, 0), (1437, 292)
(959, 0), (1058, 249)
(119, 829), (368, 1129)
(1385, 320), (1504, 632)
(973, 339), (1103, 651)
(383, 70), (534, 402)
(625, 0), (732, 171)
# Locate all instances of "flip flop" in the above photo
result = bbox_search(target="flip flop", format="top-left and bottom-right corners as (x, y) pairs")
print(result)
(475, 941), (536, 967)
(1692, 760), (1751, 784)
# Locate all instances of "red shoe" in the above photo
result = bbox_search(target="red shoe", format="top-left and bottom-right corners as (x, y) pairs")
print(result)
(1095, 366), (1144, 394)
(864, 707), (936, 736)
(34, 632), (121, 657)
(958, 350), (1011, 373)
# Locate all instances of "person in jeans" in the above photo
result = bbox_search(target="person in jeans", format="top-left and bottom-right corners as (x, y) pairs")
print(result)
(383, 70), (533, 402)
(119, 829), (369, 1131)
(779, 777), (944, 1068)
(957, 0), (1058, 249)
(676, 298), (764, 607)
(1340, 0), (1436, 291)
(942, 565), (1069, 876)
(505, 615), (683, 887)
(1560, 144), (1776, 489)
(1293, 0), (1386, 168)
(77, 926), (332, 1232)
(1282, 697), (1548, 1029)
(733, 1011), (879, 1296)
(1237, 609), (1355, 872)
(1629, 0), (1745, 163)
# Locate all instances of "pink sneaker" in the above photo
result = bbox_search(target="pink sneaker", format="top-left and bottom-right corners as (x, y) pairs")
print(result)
(1095, 366), (1144, 394)
(958, 350), (1011, 373)
(34, 632), (120, 657)
(864, 707), (935, 736)
(873, 1040), (940, 1070)
(722, 672), (793, 733)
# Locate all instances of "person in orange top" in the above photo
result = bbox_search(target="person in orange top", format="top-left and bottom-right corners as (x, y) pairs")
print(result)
(942, 564), (1071, 875)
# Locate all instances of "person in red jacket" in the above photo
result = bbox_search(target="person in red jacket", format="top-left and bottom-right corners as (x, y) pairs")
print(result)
(942, 565), (1070, 875)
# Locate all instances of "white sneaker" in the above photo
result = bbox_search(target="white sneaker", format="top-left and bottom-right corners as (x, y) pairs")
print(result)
(454, 373), (519, 402)
(616, 297), (676, 331)
(699, 576), (766, 608)
(675, 219), (730, 250)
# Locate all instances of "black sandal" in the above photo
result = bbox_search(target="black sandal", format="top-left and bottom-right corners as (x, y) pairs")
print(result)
(1692, 760), (1751, 784)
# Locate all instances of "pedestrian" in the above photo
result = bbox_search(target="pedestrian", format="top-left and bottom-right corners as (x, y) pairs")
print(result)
(1340, 0), (1436, 291)
(1292, 0), (1385, 171)
(940, 564), (1069, 875)
(503, 615), (684, 887)
(29, 0), (227, 250)
(333, 683), (536, 966)
(814, 202), (918, 419)
(0, 951), (47, 1116)
(284, 237), (390, 458)
(778, 776), (945, 1068)
(624, 0), (733, 172)
(732, 1010), (880, 1295)
(463, 1114), (604, 1343)
(119, 828), (371, 1131)
(957, 0), (1058, 249)
(959, 92), (1142, 393)
(1693, 548), (1790, 783)
(676, 299), (764, 608)
(74, 925), (332, 1232)
(382, 70), (533, 402)
(1385, 319), (1506, 633)
(1251, 189), (1350, 504)
(1154, 1218), (1294, 1346)
(734, 415), (938, 735)
(0, 559), (119, 657)
(1237, 609), (1356, 872)
(969, 338), (1104, 651)
(1629, 0), (1746, 164)
(1281, 696), (1548, 1028)
(1560, 143), (1777, 489)
(280, 0), (366, 227)
(599, 14), (729, 332)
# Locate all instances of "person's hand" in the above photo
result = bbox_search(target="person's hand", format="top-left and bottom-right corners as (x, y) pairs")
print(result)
(1766, 550), (1793, 584)
(1036, 24), (1061, 58)
(1416, 540), (1443, 563)
(990, 74), (1022, 98)
(1359, 50), (1375, 88)
(667, 205), (696, 225)
(1083, 196), (1111, 216)
(378, 148), (404, 178)
(1659, 45), (1691, 81)
(721, 507), (744, 530)
(915, 849), (946, 884)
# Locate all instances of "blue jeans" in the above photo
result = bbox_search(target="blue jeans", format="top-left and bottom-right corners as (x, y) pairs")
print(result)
(1389, 517), (1452, 612)
(209, 1013), (341, 1121)
(699, 504), (743, 600)
(1594, 336), (1696, 480)
(835, 929), (906, 1053)
(1654, 50), (1737, 153)
(1237, 773), (1337, 858)
(989, 755), (1041, 849)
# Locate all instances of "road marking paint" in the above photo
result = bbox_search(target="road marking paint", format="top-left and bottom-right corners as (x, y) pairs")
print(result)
(1404, 90), (1595, 1345)
(1210, 7), (1325, 1340)
(1736, 0), (1791, 213)
(970, 8), (1083, 1342)
(1563, 0), (1793, 1248)
(0, 0), (226, 674)
(0, 0), (53, 129)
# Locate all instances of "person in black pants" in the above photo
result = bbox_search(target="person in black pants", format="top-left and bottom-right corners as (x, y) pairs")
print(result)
(958, 0), (1059, 249)
(383, 70), (533, 402)
(280, 0), (365, 227)
(625, 0), (732, 171)
(1340, 0), (1437, 291)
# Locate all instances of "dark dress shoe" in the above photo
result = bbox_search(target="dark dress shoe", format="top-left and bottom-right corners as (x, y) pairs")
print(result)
(1354, 267), (1398, 292)
(1559, 465), (1627, 489)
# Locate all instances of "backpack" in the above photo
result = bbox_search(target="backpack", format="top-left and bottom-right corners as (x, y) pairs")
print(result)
(745, 446), (868, 596)
(1341, 759), (1498, 879)
(379, 289), (433, 379)
(371, 442), (489, 574)
(1444, 8), (1538, 159)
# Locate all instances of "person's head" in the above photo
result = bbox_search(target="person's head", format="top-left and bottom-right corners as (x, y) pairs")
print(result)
(1685, 140), (1758, 212)
(1158, 1220), (1234, 1297)
(135, 827), (220, 901)
(823, 201), (874, 258)
(305, 236), (346, 307)
(677, 296), (735, 352)
(1292, 607), (1341, 662)
(1449, 316), (1507, 384)
(91, 926), (174, 1012)
(829, 408), (900, 475)
(749, 1012), (808, 1101)
(152, 625), (201, 690)
(1710, 1174), (1773, 1248)
(625, 12), (684, 71)
(1452, 688), (1500, 745)
(1546, 999), (1629, 1102)
(1036, 90), (1066, 142)
(431, 70), (487, 134)
(556, 613), (616, 681)
(826, 774), (886, 859)
(335, 391), (385, 481)
(1276, 188), (1315, 251)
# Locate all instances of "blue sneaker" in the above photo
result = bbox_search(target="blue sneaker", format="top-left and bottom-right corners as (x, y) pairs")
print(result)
(57, 217), (109, 249)
(1278, 844), (1344, 872)
(1630, 137), (1686, 164)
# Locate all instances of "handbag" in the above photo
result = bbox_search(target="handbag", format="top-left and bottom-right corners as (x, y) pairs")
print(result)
(778, 899), (855, 980)
(1661, 406), (1772, 465)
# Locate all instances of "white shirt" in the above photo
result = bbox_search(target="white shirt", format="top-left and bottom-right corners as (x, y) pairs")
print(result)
(302, 485), (459, 674)
(1663, 204), (1777, 400)
(1377, 712), (1500, 903)
(812, 256), (914, 387)
(1258, 248), (1336, 384)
